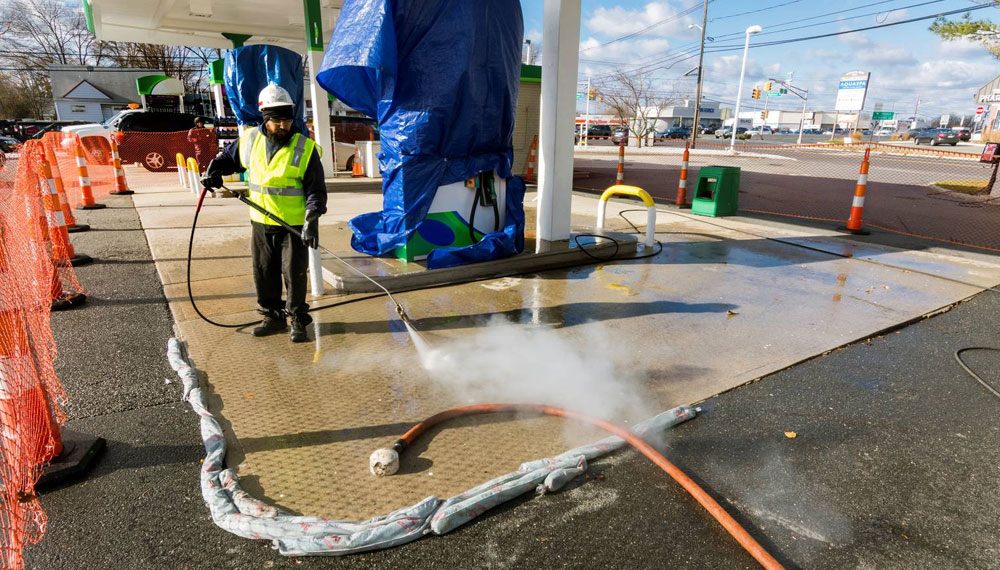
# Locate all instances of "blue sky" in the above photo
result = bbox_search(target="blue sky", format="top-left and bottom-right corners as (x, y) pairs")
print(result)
(520, 0), (1000, 122)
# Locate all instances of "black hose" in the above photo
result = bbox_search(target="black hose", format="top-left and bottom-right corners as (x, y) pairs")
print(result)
(954, 347), (1000, 400)
(187, 187), (394, 329)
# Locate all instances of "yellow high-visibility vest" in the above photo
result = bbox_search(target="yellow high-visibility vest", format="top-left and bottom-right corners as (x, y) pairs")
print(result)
(239, 128), (316, 226)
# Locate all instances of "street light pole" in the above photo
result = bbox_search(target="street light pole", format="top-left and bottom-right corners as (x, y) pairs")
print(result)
(689, 0), (708, 149)
(730, 25), (762, 152)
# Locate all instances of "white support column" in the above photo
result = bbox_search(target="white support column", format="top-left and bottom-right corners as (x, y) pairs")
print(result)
(536, 0), (581, 251)
(304, 0), (331, 297)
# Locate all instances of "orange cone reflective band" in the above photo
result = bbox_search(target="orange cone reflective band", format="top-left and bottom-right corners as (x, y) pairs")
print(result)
(845, 148), (870, 232)
(74, 137), (104, 210)
(522, 135), (538, 182)
(44, 146), (83, 231)
(616, 140), (625, 185)
(108, 137), (133, 195)
(39, 158), (75, 261)
(677, 140), (690, 206)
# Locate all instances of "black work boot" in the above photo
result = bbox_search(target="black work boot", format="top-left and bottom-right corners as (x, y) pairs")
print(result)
(252, 312), (287, 337)
(289, 314), (312, 343)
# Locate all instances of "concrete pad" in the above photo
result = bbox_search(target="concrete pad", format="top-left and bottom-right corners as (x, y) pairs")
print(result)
(127, 172), (1000, 524)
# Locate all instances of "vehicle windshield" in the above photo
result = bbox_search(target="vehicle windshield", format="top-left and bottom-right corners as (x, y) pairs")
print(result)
(101, 111), (127, 127)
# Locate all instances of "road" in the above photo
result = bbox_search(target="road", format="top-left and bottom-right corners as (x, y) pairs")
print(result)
(582, 134), (986, 154)
(573, 152), (1000, 252)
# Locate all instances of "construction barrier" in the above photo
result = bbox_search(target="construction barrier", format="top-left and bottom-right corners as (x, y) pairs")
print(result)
(43, 145), (88, 233)
(521, 134), (537, 183)
(0, 148), (72, 570)
(167, 337), (695, 557)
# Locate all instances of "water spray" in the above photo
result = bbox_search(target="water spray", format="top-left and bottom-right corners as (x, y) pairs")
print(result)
(187, 185), (420, 335)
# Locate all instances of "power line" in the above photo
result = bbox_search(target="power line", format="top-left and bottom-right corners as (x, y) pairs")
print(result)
(709, 0), (804, 22)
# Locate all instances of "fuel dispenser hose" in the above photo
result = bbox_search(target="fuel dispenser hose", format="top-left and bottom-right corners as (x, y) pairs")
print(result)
(372, 404), (786, 570)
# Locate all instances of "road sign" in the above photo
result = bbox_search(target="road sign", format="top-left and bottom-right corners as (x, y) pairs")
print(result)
(780, 88), (788, 94)
(835, 70), (870, 112)
(576, 93), (583, 100)
(977, 106), (985, 116)
(766, 91), (781, 97)
(874, 103), (883, 111)
(940, 114), (950, 127)
(872, 111), (894, 120)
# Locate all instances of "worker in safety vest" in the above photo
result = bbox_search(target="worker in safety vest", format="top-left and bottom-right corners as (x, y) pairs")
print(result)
(201, 83), (327, 343)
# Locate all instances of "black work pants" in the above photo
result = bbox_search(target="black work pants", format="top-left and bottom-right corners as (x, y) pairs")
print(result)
(251, 221), (310, 319)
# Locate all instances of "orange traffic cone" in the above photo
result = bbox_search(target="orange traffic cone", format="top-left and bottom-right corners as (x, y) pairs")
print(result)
(352, 146), (364, 177)
(521, 135), (538, 182)
(108, 137), (134, 196)
(676, 140), (690, 208)
(72, 136), (106, 210)
(841, 148), (871, 235)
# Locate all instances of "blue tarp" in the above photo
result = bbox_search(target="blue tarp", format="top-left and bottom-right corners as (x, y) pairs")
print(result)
(224, 45), (308, 136)
(316, 0), (524, 264)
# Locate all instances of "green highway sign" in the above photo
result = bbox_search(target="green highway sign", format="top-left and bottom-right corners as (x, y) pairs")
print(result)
(766, 91), (781, 97)
(780, 88), (788, 94)
(577, 93), (583, 100)
(872, 111), (895, 120)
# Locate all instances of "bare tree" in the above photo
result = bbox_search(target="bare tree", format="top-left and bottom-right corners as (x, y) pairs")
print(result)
(0, 0), (219, 119)
(598, 70), (674, 148)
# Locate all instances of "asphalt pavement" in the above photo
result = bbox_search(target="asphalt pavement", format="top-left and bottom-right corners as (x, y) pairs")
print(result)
(25, 193), (1000, 569)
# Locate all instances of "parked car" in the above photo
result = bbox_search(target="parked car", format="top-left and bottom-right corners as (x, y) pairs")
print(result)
(901, 128), (927, 141)
(657, 126), (691, 140)
(952, 126), (971, 141)
(714, 127), (748, 138)
(875, 127), (895, 137)
(0, 136), (21, 153)
(611, 126), (629, 144)
(913, 128), (959, 146)
(699, 124), (715, 134)
(801, 128), (823, 135)
(587, 124), (613, 138)
(748, 126), (773, 135)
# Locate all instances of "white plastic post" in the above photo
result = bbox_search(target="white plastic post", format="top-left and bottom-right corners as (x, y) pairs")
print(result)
(308, 248), (323, 297)
(645, 207), (656, 247)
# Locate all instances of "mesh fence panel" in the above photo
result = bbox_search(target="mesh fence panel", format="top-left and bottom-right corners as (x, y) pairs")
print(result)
(574, 142), (1000, 253)
(0, 148), (69, 570)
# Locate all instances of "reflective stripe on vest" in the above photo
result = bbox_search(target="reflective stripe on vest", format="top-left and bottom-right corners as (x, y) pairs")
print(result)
(238, 128), (315, 226)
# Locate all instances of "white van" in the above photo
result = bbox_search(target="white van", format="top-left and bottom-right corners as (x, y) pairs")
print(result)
(875, 126), (895, 137)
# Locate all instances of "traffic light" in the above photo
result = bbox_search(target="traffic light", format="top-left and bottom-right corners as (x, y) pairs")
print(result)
(588, 88), (596, 100)
(764, 81), (773, 92)
(751, 87), (761, 99)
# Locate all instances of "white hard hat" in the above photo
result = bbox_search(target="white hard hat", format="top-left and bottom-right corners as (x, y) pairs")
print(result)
(258, 83), (294, 111)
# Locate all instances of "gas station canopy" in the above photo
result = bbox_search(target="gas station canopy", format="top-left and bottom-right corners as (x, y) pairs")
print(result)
(85, 0), (343, 50)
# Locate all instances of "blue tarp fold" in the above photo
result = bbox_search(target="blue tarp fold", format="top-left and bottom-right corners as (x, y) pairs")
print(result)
(224, 45), (308, 136)
(317, 0), (524, 262)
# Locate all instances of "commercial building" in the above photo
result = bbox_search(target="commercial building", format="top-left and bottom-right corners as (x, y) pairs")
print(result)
(974, 74), (1000, 142)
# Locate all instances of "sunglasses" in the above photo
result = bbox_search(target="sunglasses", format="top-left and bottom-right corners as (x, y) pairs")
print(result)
(268, 118), (294, 127)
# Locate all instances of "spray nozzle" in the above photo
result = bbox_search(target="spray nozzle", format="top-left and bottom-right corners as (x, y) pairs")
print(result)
(396, 304), (410, 324)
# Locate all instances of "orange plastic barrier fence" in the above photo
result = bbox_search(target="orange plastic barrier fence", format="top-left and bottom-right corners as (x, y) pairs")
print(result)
(0, 147), (71, 570)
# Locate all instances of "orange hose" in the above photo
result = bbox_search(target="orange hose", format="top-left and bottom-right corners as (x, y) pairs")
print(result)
(398, 404), (785, 570)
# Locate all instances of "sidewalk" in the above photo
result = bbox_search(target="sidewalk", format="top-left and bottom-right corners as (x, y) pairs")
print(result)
(26, 170), (1000, 568)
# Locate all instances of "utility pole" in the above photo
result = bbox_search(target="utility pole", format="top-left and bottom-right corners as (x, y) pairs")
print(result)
(584, 76), (592, 146)
(690, 0), (708, 149)
(912, 95), (920, 128)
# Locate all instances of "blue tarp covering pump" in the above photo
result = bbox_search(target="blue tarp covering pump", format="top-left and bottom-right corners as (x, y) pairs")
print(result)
(316, 0), (527, 269)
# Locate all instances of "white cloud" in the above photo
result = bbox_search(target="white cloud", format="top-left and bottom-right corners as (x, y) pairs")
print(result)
(585, 1), (699, 39)
(838, 32), (914, 67)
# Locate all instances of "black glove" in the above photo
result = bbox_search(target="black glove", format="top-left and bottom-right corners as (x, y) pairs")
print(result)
(200, 172), (223, 189)
(301, 210), (321, 249)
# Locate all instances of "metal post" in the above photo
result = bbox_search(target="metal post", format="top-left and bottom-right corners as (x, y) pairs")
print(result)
(584, 76), (591, 146)
(797, 89), (808, 145)
(730, 26), (761, 151)
(690, 0), (708, 149)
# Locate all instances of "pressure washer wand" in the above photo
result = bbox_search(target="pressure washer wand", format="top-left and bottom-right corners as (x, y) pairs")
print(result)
(224, 187), (414, 325)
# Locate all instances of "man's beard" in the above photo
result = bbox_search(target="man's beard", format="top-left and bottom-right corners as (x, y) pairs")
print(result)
(266, 126), (293, 146)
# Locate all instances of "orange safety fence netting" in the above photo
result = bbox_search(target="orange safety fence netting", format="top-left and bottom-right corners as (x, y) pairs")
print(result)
(0, 147), (70, 570)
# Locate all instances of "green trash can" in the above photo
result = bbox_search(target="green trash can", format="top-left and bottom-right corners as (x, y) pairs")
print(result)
(691, 166), (740, 217)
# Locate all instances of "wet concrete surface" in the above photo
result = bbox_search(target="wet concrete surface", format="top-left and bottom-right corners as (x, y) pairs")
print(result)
(24, 177), (1000, 569)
